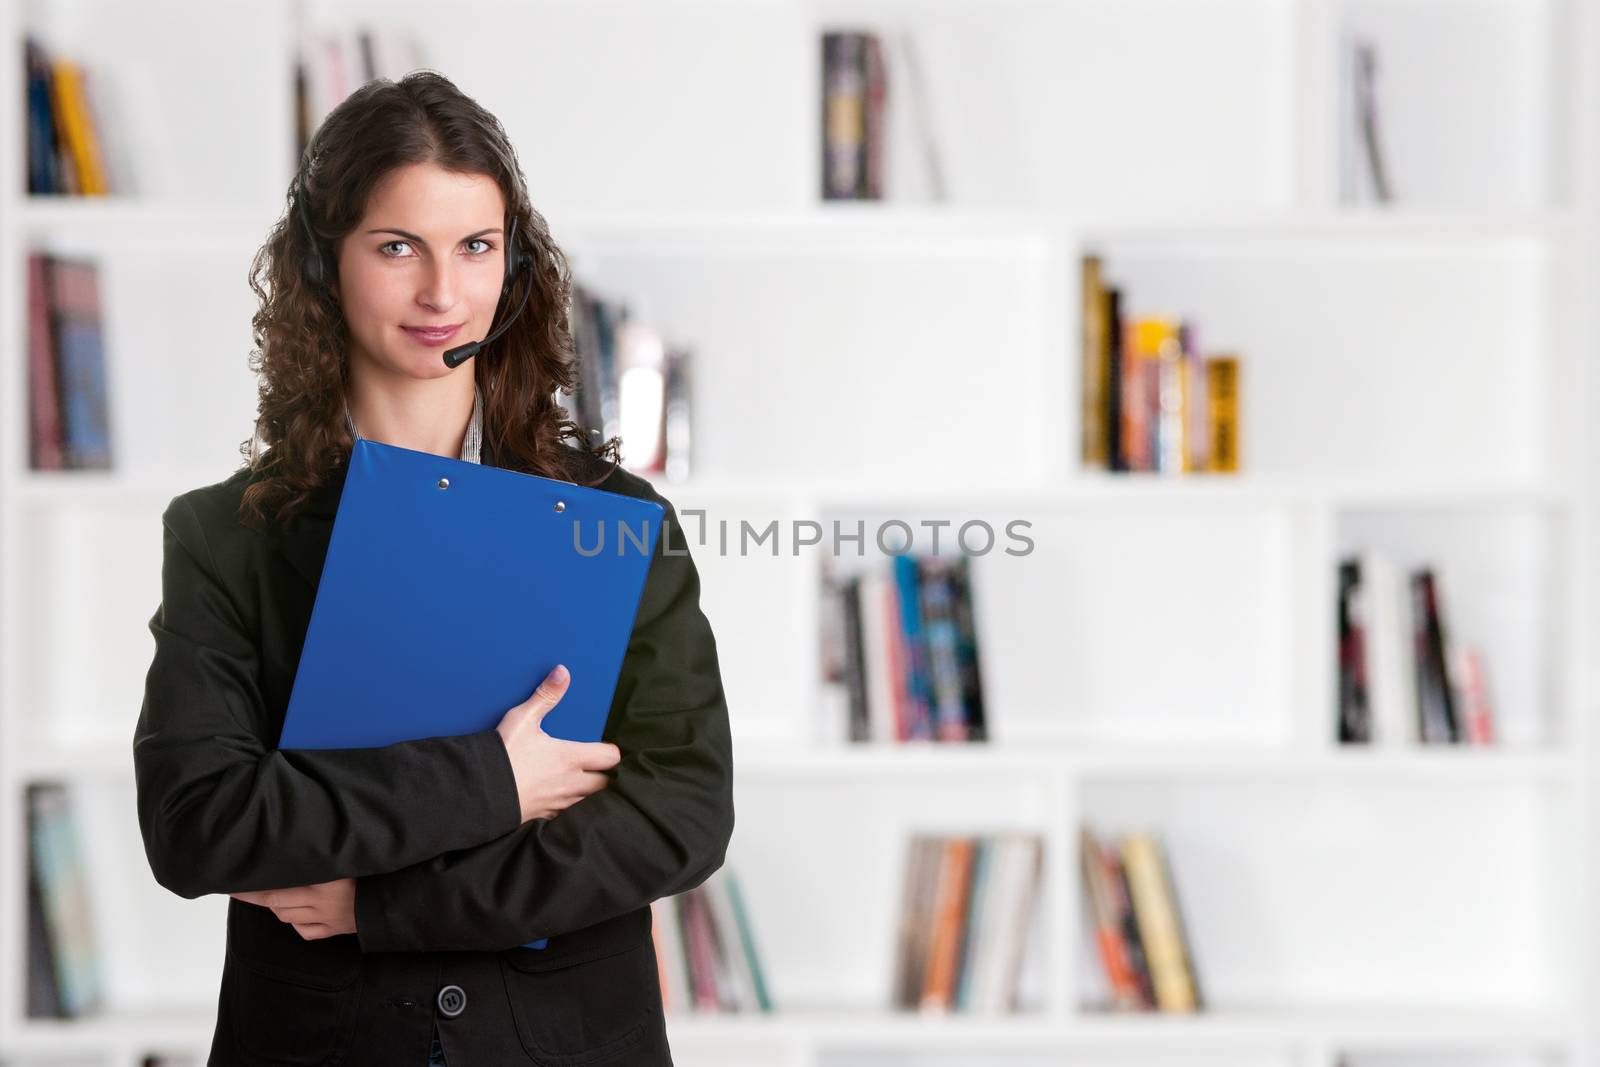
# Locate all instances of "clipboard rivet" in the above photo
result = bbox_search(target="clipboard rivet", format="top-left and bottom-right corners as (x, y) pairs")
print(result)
(554, 500), (566, 512)
(437, 477), (450, 490)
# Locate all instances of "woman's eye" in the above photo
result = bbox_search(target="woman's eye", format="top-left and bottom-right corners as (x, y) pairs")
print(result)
(379, 240), (412, 257)
(465, 238), (493, 256)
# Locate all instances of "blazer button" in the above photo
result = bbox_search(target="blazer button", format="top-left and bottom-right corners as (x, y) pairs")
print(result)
(437, 984), (467, 1018)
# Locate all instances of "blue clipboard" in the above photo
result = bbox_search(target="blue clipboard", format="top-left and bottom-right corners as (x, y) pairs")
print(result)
(278, 438), (665, 949)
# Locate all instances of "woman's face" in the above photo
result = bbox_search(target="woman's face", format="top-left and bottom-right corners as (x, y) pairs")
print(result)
(336, 161), (508, 380)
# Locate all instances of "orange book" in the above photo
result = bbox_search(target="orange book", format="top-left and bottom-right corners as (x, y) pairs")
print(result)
(1080, 828), (1142, 1009)
(920, 837), (976, 1012)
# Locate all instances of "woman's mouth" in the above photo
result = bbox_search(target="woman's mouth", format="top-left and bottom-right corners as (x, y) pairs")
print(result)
(400, 323), (463, 345)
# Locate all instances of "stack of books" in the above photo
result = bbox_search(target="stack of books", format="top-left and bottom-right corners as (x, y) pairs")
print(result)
(1080, 827), (1202, 1013)
(1337, 557), (1496, 745)
(892, 831), (1044, 1014)
(819, 553), (988, 744)
(563, 283), (693, 481)
(28, 783), (103, 1019)
(27, 252), (113, 471)
(1080, 255), (1242, 475)
(651, 867), (771, 1014)
(25, 37), (118, 195)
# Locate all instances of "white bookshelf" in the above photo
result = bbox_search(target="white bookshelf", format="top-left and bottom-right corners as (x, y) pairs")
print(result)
(3, 1), (1597, 1066)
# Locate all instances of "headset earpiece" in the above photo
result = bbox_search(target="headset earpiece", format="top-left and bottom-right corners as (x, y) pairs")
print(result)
(502, 215), (532, 296)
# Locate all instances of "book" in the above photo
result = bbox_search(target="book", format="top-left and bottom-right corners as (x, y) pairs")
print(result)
(653, 868), (773, 1014)
(25, 38), (114, 196)
(1079, 827), (1143, 1010)
(920, 837), (977, 1012)
(1205, 355), (1240, 473)
(824, 555), (987, 743)
(1337, 559), (1373, 743)
(26, 253), (65, 470)
(1081, 255), (1110, 468)
(27, 253), (113, 470)
(1361, 551), (1421, 746)
(892, 831), (1043, 1014)
(1120, 833), (1201, 1013)
(822, 32), (887, 200)
(28, 783), (103, 1018)
(1410, 569), (1460, 743)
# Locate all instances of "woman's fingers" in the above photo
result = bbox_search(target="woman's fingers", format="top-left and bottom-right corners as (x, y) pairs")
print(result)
(569, 740), (622, 771)
(573, 769), (612, 795)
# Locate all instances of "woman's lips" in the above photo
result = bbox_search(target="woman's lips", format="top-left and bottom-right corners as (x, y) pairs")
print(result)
(401, 323), (463, 345)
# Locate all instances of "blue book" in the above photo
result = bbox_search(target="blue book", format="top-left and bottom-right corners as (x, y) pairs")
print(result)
(279, 438), (665, 948)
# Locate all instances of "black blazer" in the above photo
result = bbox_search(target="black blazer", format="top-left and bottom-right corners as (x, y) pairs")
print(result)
(132, 439), (735, 1066)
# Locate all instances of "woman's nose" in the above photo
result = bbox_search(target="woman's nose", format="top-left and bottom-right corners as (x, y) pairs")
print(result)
(416, 259), (460, 311)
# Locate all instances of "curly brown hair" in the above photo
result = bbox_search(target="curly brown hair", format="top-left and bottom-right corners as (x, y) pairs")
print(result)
(238, 70), (619, 529)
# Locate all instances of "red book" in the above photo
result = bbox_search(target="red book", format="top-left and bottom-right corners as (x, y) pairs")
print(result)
(27, 253), (64, 470)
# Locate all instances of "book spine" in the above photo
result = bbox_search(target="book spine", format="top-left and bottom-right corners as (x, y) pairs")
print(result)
(862, 33), (886, 199)
(822, 33), (866, 199)
(27, 253), (65, 470)
(723, 869), (773, 1011)
(949, 554), (987, 741)
(1205, 355), (1240, 473)
(919, 557), (969, 741)
(1107, 288), (1126, 471)
(1080, 828), (1142, 1010)
(1081, 255), (1108, 468)
(1337, 558), (1372, 743)
(920, 837), (976, 1012)
(841, 575), (870, 742)
(1121, 834), (1198, 1012)
(951, 836), (991, 1011)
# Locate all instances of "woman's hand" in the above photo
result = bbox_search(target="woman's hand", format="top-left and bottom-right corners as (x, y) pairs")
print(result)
(495, 664), (622, 823)
(231, 879), (356, 940)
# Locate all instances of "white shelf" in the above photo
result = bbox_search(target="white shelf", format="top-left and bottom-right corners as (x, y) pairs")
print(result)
(3, 0), (1595, 1063)
(736, 744), (1582, 785)
(11, 1002), (1573, 1057)
(10, 195), (283, 238)
(10, 1007), (214, 1056)
(5, 467), (232, 508)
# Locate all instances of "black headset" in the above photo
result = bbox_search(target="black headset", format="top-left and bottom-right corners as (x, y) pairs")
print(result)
(294, 176), (535, 368)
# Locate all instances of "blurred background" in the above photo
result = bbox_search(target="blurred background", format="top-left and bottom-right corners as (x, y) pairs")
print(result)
(6, 0), (1600, 1065)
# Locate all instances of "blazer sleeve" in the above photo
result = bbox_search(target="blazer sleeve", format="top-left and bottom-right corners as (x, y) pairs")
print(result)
(352, 494), (736, 953)
(134, 494), (523, 899)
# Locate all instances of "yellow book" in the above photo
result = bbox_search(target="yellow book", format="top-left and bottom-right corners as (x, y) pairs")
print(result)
(1206, 356), (1240, 473)
(50, 61), (108, 195)
(1120, 833), (1199, 1013)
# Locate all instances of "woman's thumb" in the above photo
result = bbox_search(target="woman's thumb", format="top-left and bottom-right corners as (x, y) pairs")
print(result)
(522, 663), (571, 721)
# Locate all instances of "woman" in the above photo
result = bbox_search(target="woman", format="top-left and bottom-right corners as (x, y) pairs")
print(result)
(132, 71), (733, 1066)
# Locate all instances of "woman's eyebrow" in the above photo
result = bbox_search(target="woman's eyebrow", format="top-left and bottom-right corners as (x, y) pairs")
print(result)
(364, 227), (504, 244)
